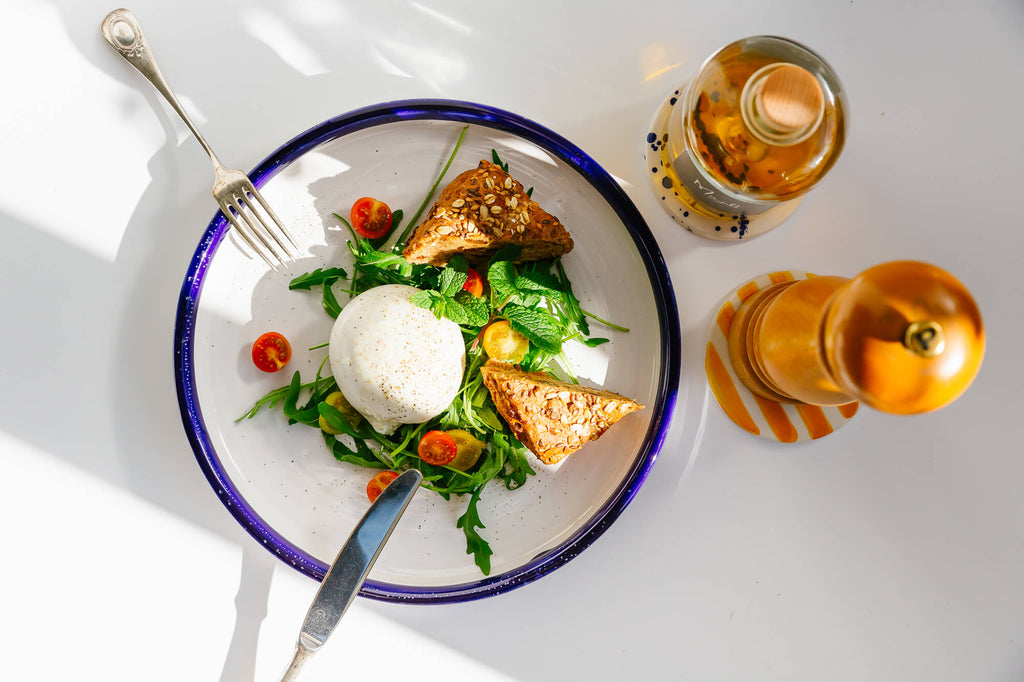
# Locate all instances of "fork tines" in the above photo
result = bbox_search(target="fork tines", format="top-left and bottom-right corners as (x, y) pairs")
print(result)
(218, 176), (299, 270)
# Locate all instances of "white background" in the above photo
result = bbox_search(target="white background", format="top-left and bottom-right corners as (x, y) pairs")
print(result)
(1, 1), (1022, 680)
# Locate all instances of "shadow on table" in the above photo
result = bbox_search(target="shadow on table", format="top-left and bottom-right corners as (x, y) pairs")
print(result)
(221, 544), (276, 682)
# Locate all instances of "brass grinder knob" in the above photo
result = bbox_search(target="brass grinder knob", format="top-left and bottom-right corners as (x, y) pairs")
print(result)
(822, 261), (984, 414)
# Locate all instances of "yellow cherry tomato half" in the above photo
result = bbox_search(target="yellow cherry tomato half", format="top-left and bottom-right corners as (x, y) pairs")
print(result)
(318, 391), (363, 434)
(481, 320), (529, 363)
(445, 429), (485, 471)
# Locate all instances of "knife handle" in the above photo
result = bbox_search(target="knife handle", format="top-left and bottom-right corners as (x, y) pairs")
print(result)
(279, 644), (312, 682)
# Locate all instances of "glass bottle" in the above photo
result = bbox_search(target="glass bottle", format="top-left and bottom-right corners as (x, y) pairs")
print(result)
(645, 36), (848, 240)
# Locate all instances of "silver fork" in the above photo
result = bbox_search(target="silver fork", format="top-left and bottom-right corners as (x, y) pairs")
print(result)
(101, 8), (299, 269)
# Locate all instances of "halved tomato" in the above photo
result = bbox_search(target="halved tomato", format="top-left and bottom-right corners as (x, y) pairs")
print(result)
(366, 470), (399, 503)
(417, 430), (458, 466)
(350, 197), (393, 239)
(481, 320), (529, 363)
(251, 332), (291, 372)
(446, 429), (485, 471)
(463, 267), (484, 297)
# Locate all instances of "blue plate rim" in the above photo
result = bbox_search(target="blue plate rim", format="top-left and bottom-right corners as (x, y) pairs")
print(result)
(173, 98), (681, 604)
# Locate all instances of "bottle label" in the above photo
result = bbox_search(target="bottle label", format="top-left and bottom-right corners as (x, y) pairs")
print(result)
(670, 148), (777, 217)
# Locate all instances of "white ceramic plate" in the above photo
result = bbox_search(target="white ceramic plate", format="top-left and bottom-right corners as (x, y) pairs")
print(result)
(175, 100), (680, 602)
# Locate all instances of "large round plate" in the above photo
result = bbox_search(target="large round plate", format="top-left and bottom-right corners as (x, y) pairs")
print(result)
(175, 100), (680, 603)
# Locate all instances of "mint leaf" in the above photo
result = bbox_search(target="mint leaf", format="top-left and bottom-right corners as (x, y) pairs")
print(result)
(487, 260), (518, 304)
(410, 289), (445, 319)
(503, 303), (563, 353)
(515, 269), (564, 302)
(438, 265), (468, 297)
(454, 290), (491, 327)
(439, 297), (470, 325)
(489, 244), (521, 266)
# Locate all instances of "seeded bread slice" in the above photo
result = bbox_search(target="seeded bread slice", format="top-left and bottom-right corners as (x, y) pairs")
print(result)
(402, 160), (574, 265)
(480, 360), (643, 464)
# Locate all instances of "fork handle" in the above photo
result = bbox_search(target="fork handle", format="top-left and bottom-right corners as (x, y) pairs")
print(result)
(100, 8), (225, 170)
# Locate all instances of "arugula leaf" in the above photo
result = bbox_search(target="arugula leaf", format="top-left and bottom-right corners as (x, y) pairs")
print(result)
(554, 259), (590, 336)
(281, 372), (322, 426)
(321, 280), (343, 319)
(369, 208), (403, 251)
(317, 402), (369, 439)
(289, 267), (348, 291)
(456, 484), (494, 575)
(490, 150), (533, 197)
(490, 149), (510, 173)
(237, 373), (330, 421)
(492, 432), (535, 490)
(325, 433), (388, 469)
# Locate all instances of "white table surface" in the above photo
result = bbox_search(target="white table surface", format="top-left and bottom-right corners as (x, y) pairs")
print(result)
(3, 1), (1023, 680)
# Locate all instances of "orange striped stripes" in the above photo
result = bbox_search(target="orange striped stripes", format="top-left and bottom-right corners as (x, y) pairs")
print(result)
(706, 342), (759, 435)
(704, 271), (858, 443)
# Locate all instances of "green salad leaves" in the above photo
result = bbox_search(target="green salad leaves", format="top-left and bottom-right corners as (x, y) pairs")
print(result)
(238, 142), (624, 575)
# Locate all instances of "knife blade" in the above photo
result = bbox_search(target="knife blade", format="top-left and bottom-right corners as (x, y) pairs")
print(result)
(280, 468), (422, 681)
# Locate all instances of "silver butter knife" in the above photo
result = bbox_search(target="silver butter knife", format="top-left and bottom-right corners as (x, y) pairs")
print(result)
(280, 469), (422, 681)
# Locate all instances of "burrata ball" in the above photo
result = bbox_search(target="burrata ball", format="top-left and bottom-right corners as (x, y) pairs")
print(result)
(328, 284), (465, 435)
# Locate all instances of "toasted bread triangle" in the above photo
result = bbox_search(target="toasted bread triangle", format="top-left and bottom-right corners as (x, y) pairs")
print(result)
(480, 360), (643, 464)
(402, 160), (573, 265)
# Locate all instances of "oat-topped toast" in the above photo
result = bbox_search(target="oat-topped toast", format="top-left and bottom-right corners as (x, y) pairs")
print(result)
(480, 360), (643, 465)
(402, 160), (574, 265)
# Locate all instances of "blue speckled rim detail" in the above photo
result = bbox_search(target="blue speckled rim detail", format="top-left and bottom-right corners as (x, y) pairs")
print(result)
(174, 99), (681, 604)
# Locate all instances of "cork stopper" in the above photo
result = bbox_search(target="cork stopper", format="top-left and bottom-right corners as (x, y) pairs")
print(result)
(757, 64), (824, 132)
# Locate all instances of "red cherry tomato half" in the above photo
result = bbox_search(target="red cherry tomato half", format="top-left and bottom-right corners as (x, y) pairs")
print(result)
(366, 470), (399, 503)
(350, 197), (393, 239)
(251, 332), (292, 373)
(463, 267), (484, 297)
(417, 430), (458, 466)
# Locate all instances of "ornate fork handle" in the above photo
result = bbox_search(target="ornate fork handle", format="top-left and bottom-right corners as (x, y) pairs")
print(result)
(100, 8), (225, 171)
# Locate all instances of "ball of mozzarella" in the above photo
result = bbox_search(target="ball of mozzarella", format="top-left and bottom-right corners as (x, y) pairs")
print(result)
(328, 284), (465, 435)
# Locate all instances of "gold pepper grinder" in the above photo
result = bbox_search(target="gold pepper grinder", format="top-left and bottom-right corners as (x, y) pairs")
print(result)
(726, 261), (984, 417)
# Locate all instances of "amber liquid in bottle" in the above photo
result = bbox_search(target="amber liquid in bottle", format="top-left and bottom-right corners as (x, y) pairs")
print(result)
(685, 44), (844, 203)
